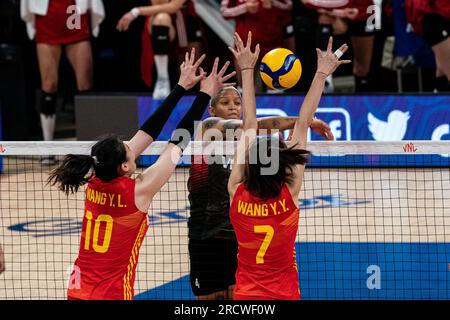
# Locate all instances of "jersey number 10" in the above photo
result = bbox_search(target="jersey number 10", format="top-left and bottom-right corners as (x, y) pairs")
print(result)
(84, 210), (113, 253)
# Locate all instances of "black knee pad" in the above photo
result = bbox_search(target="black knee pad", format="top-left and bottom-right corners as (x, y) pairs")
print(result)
(151, 25), (170, 55)
(40, 91), (57, 116)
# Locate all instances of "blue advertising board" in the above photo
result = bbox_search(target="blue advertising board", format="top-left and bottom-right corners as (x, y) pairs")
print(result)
(138, 95), (450, 167)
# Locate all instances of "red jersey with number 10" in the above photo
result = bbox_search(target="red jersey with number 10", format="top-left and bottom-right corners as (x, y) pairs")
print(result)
(67, 176), (148, 300)
(230, 183), (300, 300)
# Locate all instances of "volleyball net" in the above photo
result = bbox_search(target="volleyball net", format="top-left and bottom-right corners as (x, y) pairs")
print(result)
(0, 140), (449, 300)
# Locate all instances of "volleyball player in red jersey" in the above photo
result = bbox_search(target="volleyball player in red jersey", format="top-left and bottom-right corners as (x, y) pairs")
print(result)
(227, 32), (349, 299)
(21, 0), (105, 163)
(48, 49), (236, 300)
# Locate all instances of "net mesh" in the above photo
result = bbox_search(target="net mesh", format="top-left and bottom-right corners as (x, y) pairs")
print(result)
(0, 141), (449, 300)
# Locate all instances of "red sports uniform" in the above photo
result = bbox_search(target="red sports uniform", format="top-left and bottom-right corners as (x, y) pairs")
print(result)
(221, 0), (293, 58)
(404, 0), (450, 35)
(67, 176), (148, 300)
(304, 0), (373, 21)
(35, 0), (90, 45)
(229, 183), (300, 300)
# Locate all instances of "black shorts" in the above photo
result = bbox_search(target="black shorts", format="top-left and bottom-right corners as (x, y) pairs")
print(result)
(423, 13), (450, 47)
(188, 238), (238, 296)
(348, 20), (376, 37)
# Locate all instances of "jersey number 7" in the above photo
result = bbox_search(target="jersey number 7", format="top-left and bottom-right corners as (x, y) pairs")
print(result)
(254, 225), (274, 264)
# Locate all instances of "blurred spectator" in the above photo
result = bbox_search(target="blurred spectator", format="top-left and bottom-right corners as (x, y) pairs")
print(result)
(117, 0), (204, 100)
(94, 0), (149, 92)
(304, 0), (378, 92)
(221, 0), (295, 92)
(21, 0), (105, 164)
(405, 0), (450, 92)
(303, 0), (351, 92)
(346, 0), (378, 92)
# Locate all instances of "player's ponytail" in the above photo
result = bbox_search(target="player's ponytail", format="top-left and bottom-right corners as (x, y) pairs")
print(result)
(48, 154), (96, 195)
(48, 135), (127, 195)
(245, 137), (310, 200)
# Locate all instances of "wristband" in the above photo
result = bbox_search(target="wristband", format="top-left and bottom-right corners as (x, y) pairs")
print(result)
(130, 7), (140, 18)
(316, 71), (328, 77)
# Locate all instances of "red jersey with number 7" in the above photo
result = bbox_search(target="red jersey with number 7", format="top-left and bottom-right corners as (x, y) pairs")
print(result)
(67, 176), (148, 300)
(229, 183), (300, 300)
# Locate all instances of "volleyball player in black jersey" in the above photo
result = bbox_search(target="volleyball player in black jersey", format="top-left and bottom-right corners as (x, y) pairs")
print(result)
(187, 86), (334, 299)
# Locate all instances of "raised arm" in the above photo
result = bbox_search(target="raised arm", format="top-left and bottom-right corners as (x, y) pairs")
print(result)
(128, 48), (206, 157)
(134, 58), (236, 211)
(200, 116), (334, 140)
(117, 0), (186, 32)
(227, 32), (260, 196)
(289, 37), (349, 150)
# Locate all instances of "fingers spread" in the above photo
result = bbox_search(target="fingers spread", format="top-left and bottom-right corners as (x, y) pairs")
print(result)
(193, 54), (206, 68)
(228, 46), (238, 59)
(218, 60), (230, 76)
(222, 71), (236, 82)
(327, 36), (333, 53)
(246, 31), (252, 49)
(316, 48), (322, 59)
(254, 44), (260, 58)
(222, 82), (237, 88)
(212, 57), (219, 74)
(189, 47), (196, 64)
(235, 32), (244, 51)
(338, 43), (348, 55)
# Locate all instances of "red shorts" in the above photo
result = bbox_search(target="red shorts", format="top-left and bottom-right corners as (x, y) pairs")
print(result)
(35, 0), (90, 45)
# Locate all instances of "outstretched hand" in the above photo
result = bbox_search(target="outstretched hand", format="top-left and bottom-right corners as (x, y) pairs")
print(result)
(316, 37), (351, 77)
(117, 12), (136, 32)
(178, 48), (206, 90)
(200, 58), (236, 96)
(228, 32), (260, 72)
(310, 118), (334, 140)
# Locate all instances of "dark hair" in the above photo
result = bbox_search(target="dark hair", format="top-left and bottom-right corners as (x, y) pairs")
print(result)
(244, 136), (310, 200)
(48, 135), (127, 195)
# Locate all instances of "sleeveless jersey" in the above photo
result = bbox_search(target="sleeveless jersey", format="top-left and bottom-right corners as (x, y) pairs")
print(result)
(35, 0), (90, 45)
(187, 155), (236, 240)
(229, 183), (300, 300)
(67, 176), (148, 300)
